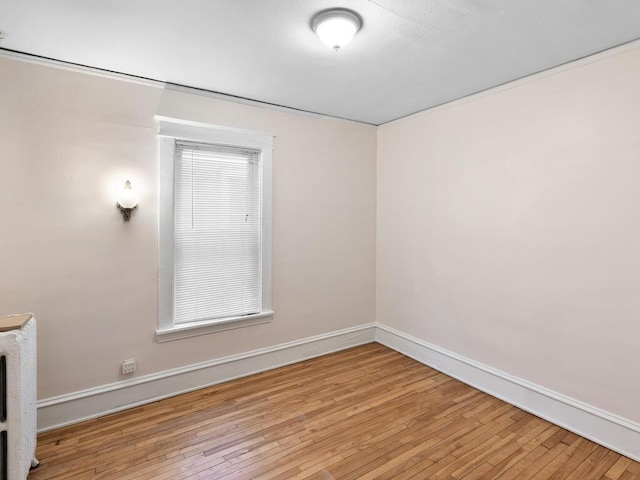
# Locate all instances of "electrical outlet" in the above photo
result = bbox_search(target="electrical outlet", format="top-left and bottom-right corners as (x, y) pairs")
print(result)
(121, 359), (137, 375)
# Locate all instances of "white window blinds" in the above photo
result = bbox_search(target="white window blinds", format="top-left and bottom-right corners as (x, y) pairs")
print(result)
(174, 141), (262, 325)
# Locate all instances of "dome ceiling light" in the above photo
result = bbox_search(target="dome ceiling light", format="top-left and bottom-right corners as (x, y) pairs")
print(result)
(311, 8), (362, 51)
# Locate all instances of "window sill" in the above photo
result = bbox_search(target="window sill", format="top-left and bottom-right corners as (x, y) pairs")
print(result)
(156, 311), (273, 343)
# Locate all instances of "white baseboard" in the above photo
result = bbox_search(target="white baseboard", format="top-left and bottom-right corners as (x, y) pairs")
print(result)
(37, 321), (640, 463)
(37, 323), (376, 432)
(375, 323), (640, 462)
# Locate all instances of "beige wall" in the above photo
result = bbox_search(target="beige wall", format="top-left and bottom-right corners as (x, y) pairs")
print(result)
(3, 40), (639, 428)
(0, 57), (377, 399)
(377, 44), (640, 423)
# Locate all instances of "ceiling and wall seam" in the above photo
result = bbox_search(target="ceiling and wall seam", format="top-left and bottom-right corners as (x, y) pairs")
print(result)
(2, 36), (640, 128)
(0, 47), (377, 127)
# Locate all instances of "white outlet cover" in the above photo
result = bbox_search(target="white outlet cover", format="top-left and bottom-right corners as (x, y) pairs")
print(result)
(121, 359), (137, 375)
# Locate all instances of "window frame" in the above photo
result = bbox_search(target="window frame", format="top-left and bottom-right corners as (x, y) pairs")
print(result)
(156, 116), (273, 342)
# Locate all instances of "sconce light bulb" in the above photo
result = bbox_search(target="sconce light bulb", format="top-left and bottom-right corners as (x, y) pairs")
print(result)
(117, 180), (139, 221)
(118, 180), (139, 209)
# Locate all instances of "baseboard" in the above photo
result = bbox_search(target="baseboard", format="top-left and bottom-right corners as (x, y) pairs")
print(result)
(37, 321), (640, 463)
(37, 323), (376, 432)
(375, 323), (640, 462)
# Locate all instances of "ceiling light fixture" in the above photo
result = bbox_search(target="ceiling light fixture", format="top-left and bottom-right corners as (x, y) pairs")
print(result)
(311, 8), (361, 51)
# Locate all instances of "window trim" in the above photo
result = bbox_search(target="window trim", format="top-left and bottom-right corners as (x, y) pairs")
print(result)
(155, 116), (273, 343)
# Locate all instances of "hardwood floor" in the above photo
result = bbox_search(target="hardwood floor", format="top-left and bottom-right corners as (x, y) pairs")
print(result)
(30, 343), (639, 479)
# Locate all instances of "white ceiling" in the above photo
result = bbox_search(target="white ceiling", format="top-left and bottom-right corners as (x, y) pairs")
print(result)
(1, 1), (639, 125)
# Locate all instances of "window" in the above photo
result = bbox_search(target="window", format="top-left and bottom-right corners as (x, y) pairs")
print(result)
(156, 117), (273, 342)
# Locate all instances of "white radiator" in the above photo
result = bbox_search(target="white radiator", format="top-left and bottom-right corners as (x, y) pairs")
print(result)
(0, 314), (38, 480)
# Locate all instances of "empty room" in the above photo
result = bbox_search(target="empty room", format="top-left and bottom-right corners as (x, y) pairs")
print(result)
(0, 1), (639, 479)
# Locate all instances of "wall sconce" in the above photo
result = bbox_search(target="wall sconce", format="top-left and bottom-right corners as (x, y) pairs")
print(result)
(117, 180), (139, 221)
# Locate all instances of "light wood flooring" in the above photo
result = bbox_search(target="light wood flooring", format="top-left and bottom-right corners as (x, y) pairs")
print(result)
(30, 343), (640, 479)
